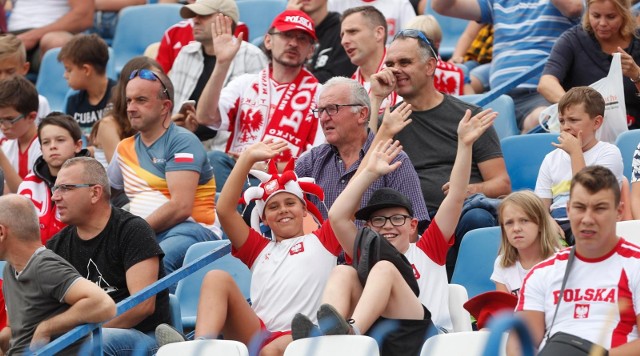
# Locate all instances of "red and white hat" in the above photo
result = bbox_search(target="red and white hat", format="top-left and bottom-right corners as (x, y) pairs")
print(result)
(270, 9), (317, 41)
(240, 159), (324, 231)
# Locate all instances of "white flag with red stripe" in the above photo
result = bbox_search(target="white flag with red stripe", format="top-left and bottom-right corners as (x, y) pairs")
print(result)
(174, 152), (194, 163)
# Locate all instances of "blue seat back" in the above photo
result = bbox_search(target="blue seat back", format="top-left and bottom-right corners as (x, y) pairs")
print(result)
(237, 0), (287, 44)
(615, 130), (640, 182)
(175, 241), (252, 329)
(422, 8), (468, 60)
(501, 133), (559, 191)
(451, 226), (501, 299)
(36, 48), (70, 113)
(111, 4), (182, 75)
(168, 294), (183, 333)
(460, 94), (518, 140)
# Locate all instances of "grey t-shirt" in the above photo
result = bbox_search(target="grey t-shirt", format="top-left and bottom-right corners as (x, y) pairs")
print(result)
(3, 248), (86, 355)
(395, 95), (503, 211)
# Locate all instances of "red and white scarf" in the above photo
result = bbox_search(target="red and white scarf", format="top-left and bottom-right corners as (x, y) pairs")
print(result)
(352, 49), (399, 114)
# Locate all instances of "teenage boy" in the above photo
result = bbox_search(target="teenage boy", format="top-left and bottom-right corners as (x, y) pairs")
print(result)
(292, 104), (496, 355)
(58, 34), (116, 137)
(0, 76), (41, 193)
(535, 86), (623, 241)
(17, 114), (90, 244)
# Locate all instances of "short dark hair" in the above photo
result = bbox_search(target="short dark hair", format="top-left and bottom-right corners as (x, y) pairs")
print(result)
(342, 6), (388, 44)
(558, 86), (605, 118)
(58, 34), (109, 75)
(570, 165), (620, 206)
(0, 75), (39, 114)
(38, 112), (83, 144)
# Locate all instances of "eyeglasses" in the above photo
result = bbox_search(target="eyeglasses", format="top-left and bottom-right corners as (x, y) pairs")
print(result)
(311, 104), (363, 118)
(269, 31), (313, 45)
(51, 183), (97, 195)
(0, 113), (25, 127)
(369, 214), (412, 228)
(129, 69), (170, 100)
(393, 29), (439, 61)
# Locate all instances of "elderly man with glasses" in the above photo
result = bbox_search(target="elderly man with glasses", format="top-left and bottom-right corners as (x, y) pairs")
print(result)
(295, 76), (429, 232)
(370, 29), (511, 279)
(107, 68), (218, 286)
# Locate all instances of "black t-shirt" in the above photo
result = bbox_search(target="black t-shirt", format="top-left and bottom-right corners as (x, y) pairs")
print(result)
(308, 12), (357, 83)
(47, 207), (171, 333)
(190, 51), (216, 103)
(66, 79), (117, 135)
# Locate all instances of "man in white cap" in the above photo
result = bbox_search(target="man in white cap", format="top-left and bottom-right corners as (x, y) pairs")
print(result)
(196, 9), (324, 189)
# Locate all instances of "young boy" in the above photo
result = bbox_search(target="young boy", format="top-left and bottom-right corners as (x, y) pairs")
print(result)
(535, 86), (623, 241)
(292, 104), (496, 355)
(0, 76), (41, 193)
(58, 34), (116, 137)
(17, 113), (89, 244)
(156, 139), (343, 355)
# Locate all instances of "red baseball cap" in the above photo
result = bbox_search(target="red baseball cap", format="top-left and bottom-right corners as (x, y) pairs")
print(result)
(270, 10), (317, 41)
(463, 291), (518, 329)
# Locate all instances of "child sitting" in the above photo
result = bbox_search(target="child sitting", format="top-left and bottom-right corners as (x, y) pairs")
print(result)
(58, 34), (116, 138)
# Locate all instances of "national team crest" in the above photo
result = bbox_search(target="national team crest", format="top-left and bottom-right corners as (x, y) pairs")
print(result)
(574, 304), (590, 319)
(289, 242), (305, 255)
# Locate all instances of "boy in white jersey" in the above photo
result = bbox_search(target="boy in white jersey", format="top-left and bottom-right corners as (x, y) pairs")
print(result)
(535, 86), (623, 244)
(292, 103), (496, 355)
(508, 165), (640, 355)
(156, 139), (342, 356)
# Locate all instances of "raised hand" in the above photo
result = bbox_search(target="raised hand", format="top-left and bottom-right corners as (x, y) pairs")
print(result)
(380, 102), (413, 136)
(243, 139), (289, 163)
(211, 13), (243, 63)
(370, 67), (398, 100)
(457, 108), (497, 146)
(553, 130), (582, 156)
(365, 139), (403, 176)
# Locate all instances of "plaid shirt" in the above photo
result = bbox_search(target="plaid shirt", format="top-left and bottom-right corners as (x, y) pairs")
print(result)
(464, 24), (493, 64)
(295, 131), (430, 227)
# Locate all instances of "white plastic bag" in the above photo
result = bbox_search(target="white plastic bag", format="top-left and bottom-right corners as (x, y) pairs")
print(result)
(538, 52), (628, 143)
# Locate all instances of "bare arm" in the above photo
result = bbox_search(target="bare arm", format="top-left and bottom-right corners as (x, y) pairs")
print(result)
(0, 150), (22, 193)
(610, 315), (640, 356)
(550, 0), (583, 19)
(217, 140), (288, 250)
(495, 282), (509, 293)
(0, 324), (10, 353)
(145, 170), (199, 232)
(506, 310), (545, 356)
(431, 0), (482, 21)
(449, 21), (483, 64)
(329, 140), (405, 258)
(95, 0), (145, 12)
(631, 182), (640, 220)
(17, 0), (95, 50)
(195, 14), (243, 128)
(103, 257), (159, 329)
(435, 109), (497, 239)
(95, 116), (123, 164)
(537, 74), (566, 104)
(469, 157), (511, 198)
(30, 278), (116, 349)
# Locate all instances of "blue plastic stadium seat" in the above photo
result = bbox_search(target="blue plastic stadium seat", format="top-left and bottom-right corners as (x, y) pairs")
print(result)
(175, 241), (252, 330)
(422, 8), (468, 60)
(111, 4), (182, 75)
(36, 48), (70, 113)
(168, 294), (183, 333)
(450, 226), (501, 299)
(236, 0), (287, 44)
(615, 130), (640, 182)
(459, 94), (518, 140)
(501, 133), (559, 192)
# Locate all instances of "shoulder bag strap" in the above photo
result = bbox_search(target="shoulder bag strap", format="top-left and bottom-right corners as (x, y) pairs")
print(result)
(545, 246), (576, 341)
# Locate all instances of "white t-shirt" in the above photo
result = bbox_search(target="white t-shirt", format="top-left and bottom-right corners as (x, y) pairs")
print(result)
(8, 0), (69, 32)
(404, 220), (453, 332)
(232, 223), (341, 332)
(328, 0), (416, 45)
(535, 141), (623, 220)
(1, 136), (41, 179)
(518, 240), (640, 350)
(491, 256), (530, 297)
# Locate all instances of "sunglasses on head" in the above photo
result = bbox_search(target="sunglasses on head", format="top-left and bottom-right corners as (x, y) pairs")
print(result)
(393, 29), (439, 61)
(129, 69), (170, 100)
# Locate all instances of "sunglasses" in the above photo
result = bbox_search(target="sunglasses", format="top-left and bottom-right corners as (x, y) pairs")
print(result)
(393, 29), (439, 61)
(129, 69), (170, 100)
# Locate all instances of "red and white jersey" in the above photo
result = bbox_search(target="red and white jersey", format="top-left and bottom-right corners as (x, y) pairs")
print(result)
(404, 219), (454, 332)
(1, 136), (41, 179)
(17, 173), (64, 244)
(434, 59), (465, 96)
(232, 222), (341, 332)
(216, 71), (324, 162)
(518, 239), (640, 350)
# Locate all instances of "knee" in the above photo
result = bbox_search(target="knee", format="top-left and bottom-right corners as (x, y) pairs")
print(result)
(202, 270), (234, 289)
(369, 260), (397, 278)
(40, 31), (73, 52)
(459, 208), (496, 229)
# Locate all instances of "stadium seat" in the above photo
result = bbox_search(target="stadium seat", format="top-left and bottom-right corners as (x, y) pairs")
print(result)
(451, 227), (501, 299)
(168, 294), (183, 334)
(420, 330), (507, 356)
(156, 339), (249, 356)
(36, 47), (70, 113)
(459, 94), (519, 140)
(175, 241), (252, 330)
(448, 284), (472, 332)
(111, 4), (183, 75)
(284, 335), (380, 356)
(422, 8), (468, 60)
(501, 133), (559, 191)
(614, 129), (640, 182)
(236, 0), (287, 44)
(617, 220), (640, 245)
